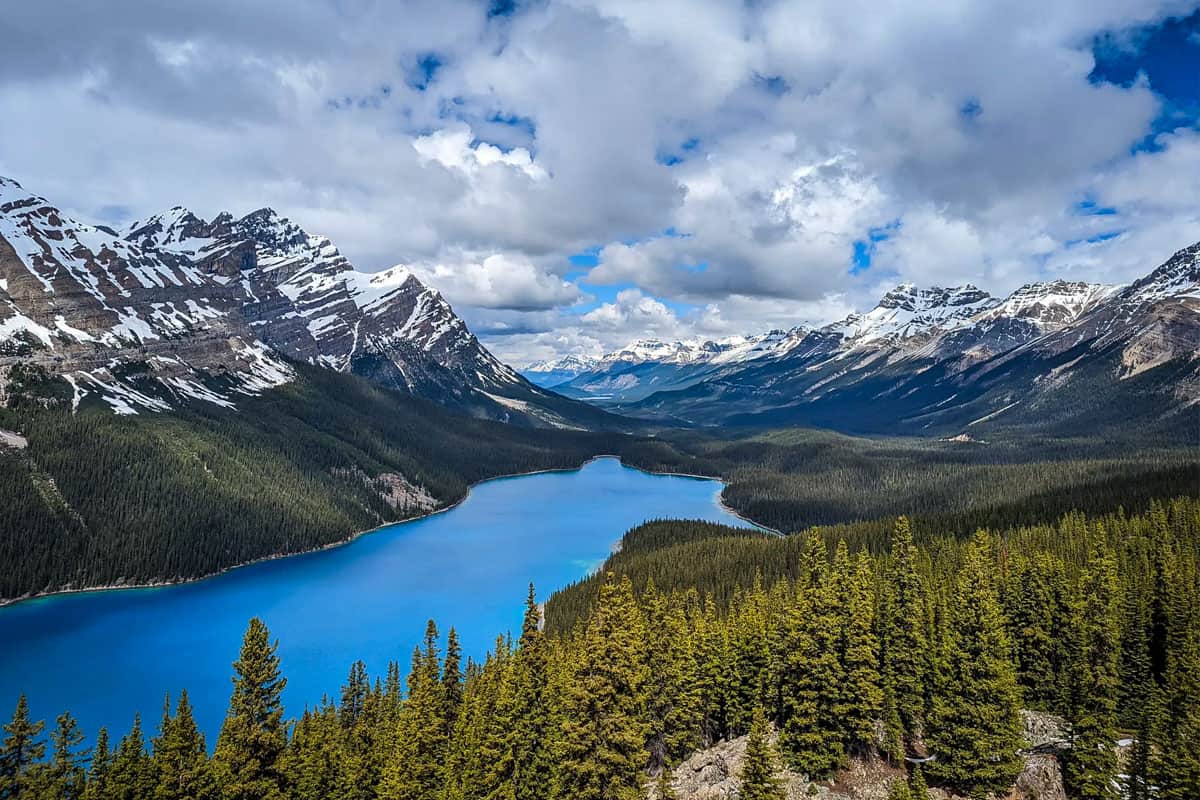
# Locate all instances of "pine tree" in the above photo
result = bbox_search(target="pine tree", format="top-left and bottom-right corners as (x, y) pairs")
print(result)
(379, 621), (448, 800)
(284, 706), (339, 800)
(881, 517), (928, 749)
(340, 661), (369, 728)
(154, 691), (215, 800)
(835, 546), (882, 757)
(0, 694), (45, 800)
(643, 581), (702, 770)
(779, 536), (844, 778)
(694, 597), (731, 744)
(1062, 528), (1121, 800)
(1004, 553), (1067, 709)
(1153, 570), (1200, 800)
(727, 581), (771, 734)
(35, 711), (87, 800)
(739, 707), (783, 800)
(488, 584), (555, 800)
(556, 574), (650, 800)
(213, 618), (289, 800)
(886, 780), (913, 800)
(926, 531), (1022, 799)
(81, 727), (112, 800)
(108, 715), (156, 800)
(443, 627), (464, 733)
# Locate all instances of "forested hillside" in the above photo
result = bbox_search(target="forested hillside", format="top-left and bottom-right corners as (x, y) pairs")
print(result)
(2, 361), (1195, 602)
(4, 498), (1197, 799)
(0, 364), (629, 601)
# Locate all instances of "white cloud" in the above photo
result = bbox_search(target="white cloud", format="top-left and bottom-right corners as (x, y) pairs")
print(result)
(416, 251), (581, 312)
(0, 0), (1197, 365)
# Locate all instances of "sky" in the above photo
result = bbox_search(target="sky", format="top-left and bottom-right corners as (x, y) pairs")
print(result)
(1, 1), (1198, 366)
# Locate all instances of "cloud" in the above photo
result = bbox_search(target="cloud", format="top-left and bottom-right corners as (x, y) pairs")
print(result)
(417, 251), (581, 312)
(0, 0), (1197, 365)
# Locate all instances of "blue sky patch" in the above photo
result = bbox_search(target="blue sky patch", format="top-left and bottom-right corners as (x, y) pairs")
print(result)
(850, 220), (901, 274)
(754, 73), (790, 97)
(408, 53), (443, 91)
(1091, 10), (1200, 152)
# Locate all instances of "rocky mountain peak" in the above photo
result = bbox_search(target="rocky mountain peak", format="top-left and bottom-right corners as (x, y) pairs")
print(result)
(0, 176), (565, 424)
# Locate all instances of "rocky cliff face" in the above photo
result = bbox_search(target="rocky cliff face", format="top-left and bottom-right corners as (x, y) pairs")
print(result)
(1, 176), (587, 426)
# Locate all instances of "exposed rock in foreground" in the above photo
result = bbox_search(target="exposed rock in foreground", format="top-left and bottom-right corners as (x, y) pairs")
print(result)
(653, 712), (1069, 800)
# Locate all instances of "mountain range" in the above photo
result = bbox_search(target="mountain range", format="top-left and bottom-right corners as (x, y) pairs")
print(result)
(526, 247), (1200, 435)
(2, 175), (1196, 439)
(0, 177), (609, 429)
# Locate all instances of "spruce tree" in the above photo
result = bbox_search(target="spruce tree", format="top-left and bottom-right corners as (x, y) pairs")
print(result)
(39, 711), (86, 800)
(926, 531), (1022, 799)
(0, 695), (45, 800)
(694, 597), (731, 744)
(213, 617), (289, 800)
(488, 584), (555, 800)
(81, 727), (112, 800)
(779, 537), (844, 778)
(643, 581), (702, 769)
(835, 547), (882, 757)
(154, 691), (215, 800)
(379, 621), (448, 800)
(555, 574), (650, 800)
(886, 780), (913, 800)
(1153, 575), (1200, 800)
(739, 707), (783, 800)
(108, 715), (156, 800)
(1062, 529), (1121, 800)
(443, 627), (464, 733)
(881, 517), (929, 749)
(284, 707), (339, 800)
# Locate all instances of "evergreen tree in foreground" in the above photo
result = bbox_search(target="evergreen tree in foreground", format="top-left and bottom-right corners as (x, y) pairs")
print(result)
(379, 621), (448, 800)
(108, 714), (155, 800)
(926, 531), (1023, 799)
(39, 711), (88, 800)
(1062, 529), (1121, 800)
(739, 707), (784, 800)
(880, 517), (929, 753)
(81, 728), (112, 800)
(0, 695), (45, 800)
(213, 617), (288, 800)
(556, 574), (650, 800)
(154, 691), (215, 800)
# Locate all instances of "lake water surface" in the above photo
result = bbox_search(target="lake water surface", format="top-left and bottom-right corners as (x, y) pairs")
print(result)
(0, 457), (756, 742)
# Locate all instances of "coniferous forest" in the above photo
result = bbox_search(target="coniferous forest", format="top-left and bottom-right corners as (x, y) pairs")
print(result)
(1, 365), (1195, 602)
(3, 497), (1197, 800)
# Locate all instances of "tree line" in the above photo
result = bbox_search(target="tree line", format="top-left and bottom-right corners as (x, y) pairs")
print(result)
(4, 496), (1197, 800)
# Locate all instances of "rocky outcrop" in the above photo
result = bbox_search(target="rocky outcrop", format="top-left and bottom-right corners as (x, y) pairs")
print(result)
(655, 712), (1069, 800)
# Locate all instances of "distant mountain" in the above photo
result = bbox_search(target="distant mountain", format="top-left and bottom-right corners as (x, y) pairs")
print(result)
(556, 246), (1198, 436)
(524, 330), (811, 403)
(0, 177), (610, 428)
(524, 354), (600, 388)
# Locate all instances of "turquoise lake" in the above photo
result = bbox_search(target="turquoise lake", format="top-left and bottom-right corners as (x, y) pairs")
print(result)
(0, 457), (757, 742)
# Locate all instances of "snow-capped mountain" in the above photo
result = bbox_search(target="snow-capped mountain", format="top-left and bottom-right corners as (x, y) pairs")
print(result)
(623, 244), (1199, 435)
(0, 176), (601, 427)
(526, 330), (813, 403)
(829, 283), (999, 345)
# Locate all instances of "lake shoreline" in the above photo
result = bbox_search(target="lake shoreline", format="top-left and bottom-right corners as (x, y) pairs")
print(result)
(0, 454), (776, 610)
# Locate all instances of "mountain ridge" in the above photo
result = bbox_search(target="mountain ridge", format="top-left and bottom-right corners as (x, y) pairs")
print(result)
(0, 176), (610, 428)
(527, 249), (1199, 432)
